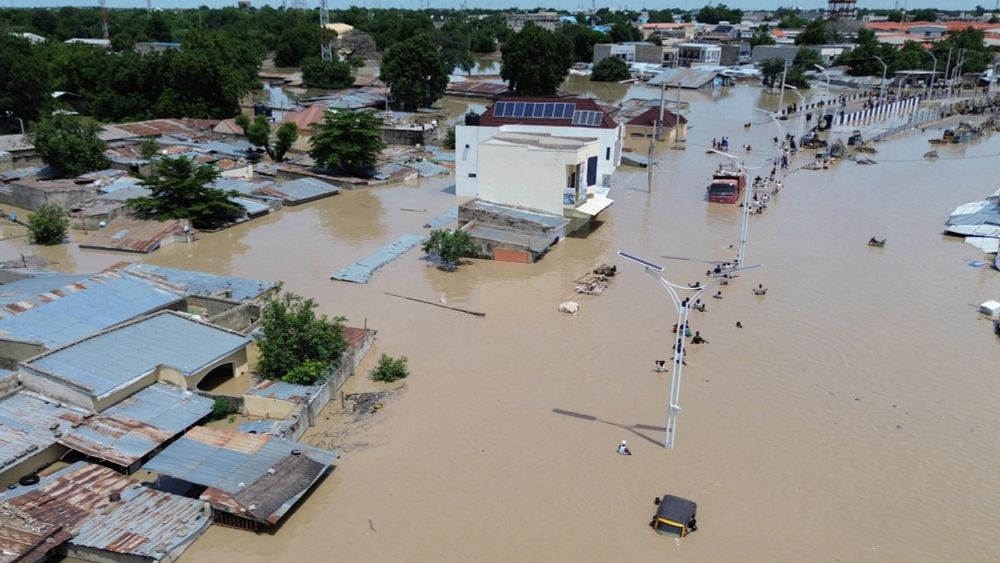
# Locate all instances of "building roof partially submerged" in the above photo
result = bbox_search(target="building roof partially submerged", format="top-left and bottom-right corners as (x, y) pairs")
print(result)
(255, 177), (340, 205)
(0, 501), (71, 563)
(143, 426), (337, 527)
(78, 217), (190, 254)
(0, 270), (183, 349)
(2, 461), (211, 562)
(246, 379), (323, 405)
(57, 383), (212, 469)
(445, 80), (512, 98)
(623, 107), (688, 128)
(0, 391), (88, 474)
(460, 199), (570, 231)
(121, 263), (276, 302)
(23, 311), (251, 404)
(648, 68), (728, 89)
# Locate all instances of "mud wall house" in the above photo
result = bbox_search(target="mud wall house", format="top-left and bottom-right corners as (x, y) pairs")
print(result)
(0, 387), (89, 488)
(457, 97), (624, 194)
(0, 271), (186, 368)
(6, 179), (99, 212)
(19, 311), (254, 412)
(623, 107), (688, 143)
(457, 199), (569, 263)
(1, 461), (212, 563)
(143, 426), (338, 532)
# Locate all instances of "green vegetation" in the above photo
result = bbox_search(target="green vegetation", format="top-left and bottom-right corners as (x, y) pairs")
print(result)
(696, 3), (742, 25)
(235, 114), (299, 162)
(759, 55), (810, 90)
(28, 115), (108, 176)
(591, 57), (630, 82)
(380, 34), (450, 111)
(501, 25), (574, 96)
(130, 156), (241, 229)
(422, 228), (474, 270)
(309, 110), (385, 174)
(369, 354), (409, 383)
(750, 25), (776, 47)
(556, 24), (611, 63)
(274, 23), (322, 67)
(138, 137), (160, 159)
(609, 23), (641, 43)
(255, 288), (347, 386)
(301, 57), (355, 89)
(27, 203), (68, 245)
(795, 19), (835, 46)
(211, 397), (237, 420)
(444, 126), (456, 150)
(0, 34), (50, 124)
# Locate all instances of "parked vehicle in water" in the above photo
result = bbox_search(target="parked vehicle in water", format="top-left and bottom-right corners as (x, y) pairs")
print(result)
(650, 495), (698, 537)
(707, 165), (745, 204)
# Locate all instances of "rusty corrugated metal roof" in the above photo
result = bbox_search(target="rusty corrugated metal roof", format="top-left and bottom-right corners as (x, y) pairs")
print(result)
(0, 501), (69, 563)
(1, 462), (210, 561)
(78, 217), (190, 254)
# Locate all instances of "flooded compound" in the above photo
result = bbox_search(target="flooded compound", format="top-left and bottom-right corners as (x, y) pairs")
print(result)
(6, 83), (999, 562)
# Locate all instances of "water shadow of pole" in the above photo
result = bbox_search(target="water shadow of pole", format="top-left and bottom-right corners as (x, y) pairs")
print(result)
(552, 408), (666, 447)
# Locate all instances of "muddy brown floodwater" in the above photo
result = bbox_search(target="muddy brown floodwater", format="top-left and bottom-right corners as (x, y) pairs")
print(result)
(7, 83), (999, 563)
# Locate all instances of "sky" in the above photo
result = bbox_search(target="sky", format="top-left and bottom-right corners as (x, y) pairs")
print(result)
(6, 1), (989, 11)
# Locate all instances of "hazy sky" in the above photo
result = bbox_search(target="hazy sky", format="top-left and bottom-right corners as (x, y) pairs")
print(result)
(7, 1), (987, 11)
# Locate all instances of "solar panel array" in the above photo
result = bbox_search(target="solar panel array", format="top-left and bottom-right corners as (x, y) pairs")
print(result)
(493, 101), (577, 119)
(571, 110), (604, 127)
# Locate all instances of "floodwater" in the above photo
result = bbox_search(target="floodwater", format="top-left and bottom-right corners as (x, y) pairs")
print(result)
(8, 83), (999, 562)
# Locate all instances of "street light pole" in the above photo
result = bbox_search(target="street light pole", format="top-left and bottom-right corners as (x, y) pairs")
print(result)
(923, 50), (937, 99)
(617, 252), (761, 450)
(711, 150), (760, 268)
(784, 85), (806, 143)
(874, 55), (888, 98)
(755, 107), (785, 184)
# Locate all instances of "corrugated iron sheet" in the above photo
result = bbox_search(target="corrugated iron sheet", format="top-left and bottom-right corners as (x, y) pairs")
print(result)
(123, 263), (275, 302)
(0, 501), (68, 563)
(1, 462), (210, 560)
(25, 312), (251, 401)
(57, 383), (211, 468)
(142, 427), (336, 525)
(79, 217), (189, 254)
(246, 379), (319, 404)
(0, 392), (88, 471)
(330, 234), (426, 284)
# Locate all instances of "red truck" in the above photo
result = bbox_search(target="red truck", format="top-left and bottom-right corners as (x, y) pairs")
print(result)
(707, 168), (745, 204)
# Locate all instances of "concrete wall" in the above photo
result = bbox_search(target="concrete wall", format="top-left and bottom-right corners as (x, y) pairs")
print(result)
(0, 338), (46, 370)
(10, 184), (98, 212)
(380, 126), (436, 146)
(206, 302), (262, 334)
(185, 295), (241, 318)
(244, 393), (299, 419)
(457, 123), (622, 200)
(166, 346), (252, 391)
(476, 138), (598, 216)
(0, 443), (67, 488)
(19, 367), (103, 411)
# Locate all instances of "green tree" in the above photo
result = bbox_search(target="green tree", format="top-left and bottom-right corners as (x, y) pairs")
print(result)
(909, 9), (938, 22)
(934, 28), (993, 74)
(309, 109), (385, 174)
(380, 34), (449, 111)
(591, 57), (630, 82)
(0, 34), (51, 125)
(130, 156), (241, 229)
(792, 47), (823, 70)
(31, 10), (59, 36)
(697, 4), (742, 24)
(469, 30), (496, 53)
(138, 137), (160, 159)
(647, 35), (663, 46)
(369, 354), (409, 383)
(760, 58), (786, 88)
(422, 228), (474, 270)
(255, 288), (347, 385)
(795, 19), (832, 45)
(274, 23), (321, 67)
(27, 203), (68, 245)
(29, 115), (108, 177)
(750, 25), (776, 47)
(609, 23), (641, 43)
(301, 57), (355, 89)
(501, 25), (574, 96)
(235, 114), (299, 162)
(557, 23), (610, 64)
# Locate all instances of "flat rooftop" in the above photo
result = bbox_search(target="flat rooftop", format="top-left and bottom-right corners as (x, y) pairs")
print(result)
(485, 132), (598, 150)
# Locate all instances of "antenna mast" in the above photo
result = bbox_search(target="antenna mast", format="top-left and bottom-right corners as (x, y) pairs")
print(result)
(320, 0), (332, 62)
(99, 0), (109, 40)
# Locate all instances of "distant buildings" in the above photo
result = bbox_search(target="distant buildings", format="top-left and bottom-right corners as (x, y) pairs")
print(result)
(677, 43), (722, 67)
(593, 42), (678, 67)
(504, 11), (561, 31)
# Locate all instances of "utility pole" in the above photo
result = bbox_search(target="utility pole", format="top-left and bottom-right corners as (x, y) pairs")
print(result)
(778, 59), (789, 109)
(646, 135), (654, 193)
(320, 0), (332, 62)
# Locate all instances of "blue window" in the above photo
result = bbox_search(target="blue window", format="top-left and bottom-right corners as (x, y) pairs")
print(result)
(606, 147), (611, 160)
(586, 156), (598, 186)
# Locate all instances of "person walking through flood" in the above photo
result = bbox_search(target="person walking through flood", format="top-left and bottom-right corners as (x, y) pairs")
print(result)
(691, 332), (708, 344)
(617, 440), (632, 455)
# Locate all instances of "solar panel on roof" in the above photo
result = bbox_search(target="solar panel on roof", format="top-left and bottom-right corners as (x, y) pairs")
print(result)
(522, 103), (534, 116)
(494, 102), (507, 117)
(543, 104), (555, 117)
(513, 102), (525, 116)
(533, 104), (545, 117)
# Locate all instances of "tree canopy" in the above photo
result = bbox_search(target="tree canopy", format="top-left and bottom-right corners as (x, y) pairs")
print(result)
(28, 115), (108, 177)
(696, 4), (742, 25)
(235, 114), (298, 162)
(422, 228), (474, 270)
(309, 109), (385, 174)
(557, 24), (611, 63)
(0, 34), (51, 127)
(591, 57), (630, 82)
(795, 19), (834, 46)
(301, 57), (355, 89)
(750, 25), (776, 47)
(27, 203), (68, 246)
(501, 24), (574, 96)
(380, 34), (450, 111)
(255, 288), (347, 386)
(130, 156), (241, 229)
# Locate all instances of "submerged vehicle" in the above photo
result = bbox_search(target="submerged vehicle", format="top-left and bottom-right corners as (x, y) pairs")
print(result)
(650, 495), (698, 538)
(707, 165), (746, 204)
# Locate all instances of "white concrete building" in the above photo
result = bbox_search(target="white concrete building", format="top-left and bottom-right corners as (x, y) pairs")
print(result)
(456, 97), (624, 202)
(677, 43), (722, 66)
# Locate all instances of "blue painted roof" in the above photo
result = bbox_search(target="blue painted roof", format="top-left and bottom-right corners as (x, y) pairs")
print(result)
(123, 263), (275, 302)
(232, 196), (272, 216)
(331, 233), (425, 284)
(424, 208), (457, 229)
(0, 391), (88, 469)
(0, 272), (184, 348)
(25, 312), (251, 400)
(464, 200), (570, 229)
(57, 383), (212, 466)
(0, 273), (90, 307)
